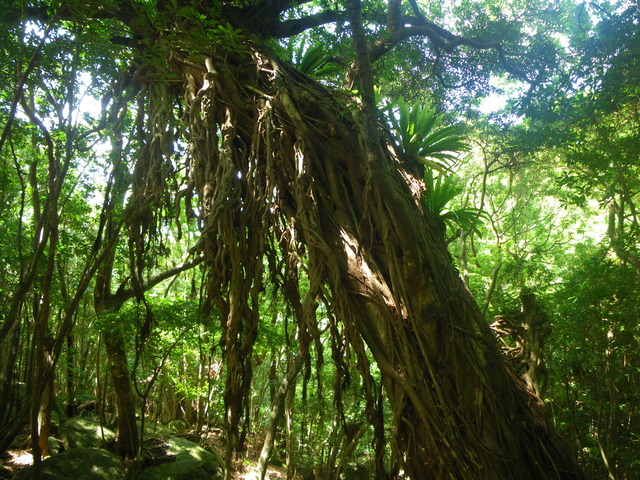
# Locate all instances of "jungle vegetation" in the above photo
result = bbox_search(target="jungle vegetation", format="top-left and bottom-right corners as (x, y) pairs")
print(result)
(0, 0), (638, 479)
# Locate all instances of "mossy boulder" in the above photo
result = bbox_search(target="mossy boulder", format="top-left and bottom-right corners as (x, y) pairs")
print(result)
(139, 435), (223, 480)
(138, 419), (173, 437)
(167, 420), (187, 434)
(14, 447), (125, 480)
(59, 418), (115, 449)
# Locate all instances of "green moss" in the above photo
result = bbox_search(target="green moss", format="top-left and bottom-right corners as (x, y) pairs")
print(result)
(138, 436), (223, 480)
(14, 448), (125, 480)
(59, 418), (115, 449)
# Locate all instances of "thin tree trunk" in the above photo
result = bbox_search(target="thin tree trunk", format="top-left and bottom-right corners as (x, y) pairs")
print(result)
(93, 125), (140, 459)
(284, 386), (294, 480)
(30, 157), (61, 476)
(0, 305), (24, 453)
(257, 354), (303, 480)
(65, 334), (76, 417)
(520, 290), (548, 399)
(601, 325), (619, 480)
(37, 357), (54, 456)
(482, 262), (502, 316)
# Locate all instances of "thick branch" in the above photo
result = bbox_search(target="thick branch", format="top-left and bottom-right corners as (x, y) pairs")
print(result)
(264, 10), (343, 37)
(110, 255), (205, 308)
(346, 0), (377, 132)
(366, 0), (532, 83)
(386, 0), (402, 34)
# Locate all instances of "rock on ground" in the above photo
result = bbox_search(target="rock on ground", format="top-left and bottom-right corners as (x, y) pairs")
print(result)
(138, 435), (223, 480)
(58, 418), (115, 449)
(13, 447), (125, 480)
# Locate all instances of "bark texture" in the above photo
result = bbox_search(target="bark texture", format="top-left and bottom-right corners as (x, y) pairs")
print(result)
(492, 290), (549, 399)
(168, 43), (586, 479)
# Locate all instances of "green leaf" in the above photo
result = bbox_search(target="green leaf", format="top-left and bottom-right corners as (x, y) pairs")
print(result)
(422, 170), (487, 235)
(293, 43), (342, 79)
(385, 97), (469, 171)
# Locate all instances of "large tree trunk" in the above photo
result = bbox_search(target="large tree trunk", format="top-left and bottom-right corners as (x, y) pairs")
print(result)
(101, 328), (139, 458)
(175, 44), (585, 479)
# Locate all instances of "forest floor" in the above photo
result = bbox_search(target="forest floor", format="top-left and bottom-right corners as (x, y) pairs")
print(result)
(0, 449), (297, 480)
(0, 449), (31, 479)
(205, 431), (305, 480)
(0, 431), (302, 480)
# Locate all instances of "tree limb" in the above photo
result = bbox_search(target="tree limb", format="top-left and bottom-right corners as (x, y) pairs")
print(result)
(111, 255), (205, 306)
(265, 10), (343, 37)
(368, 1), (532, 83)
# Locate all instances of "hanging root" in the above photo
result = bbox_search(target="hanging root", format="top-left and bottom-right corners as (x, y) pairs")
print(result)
(173, 45), (584, 479)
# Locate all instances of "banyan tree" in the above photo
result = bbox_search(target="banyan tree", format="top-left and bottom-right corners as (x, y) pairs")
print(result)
(0, 0), (586, 479)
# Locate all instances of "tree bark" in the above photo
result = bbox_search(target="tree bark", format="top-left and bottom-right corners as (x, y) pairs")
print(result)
(520, 290), (549, 399)
(101, 328), (140, 458)
(177, 44), (585, 478)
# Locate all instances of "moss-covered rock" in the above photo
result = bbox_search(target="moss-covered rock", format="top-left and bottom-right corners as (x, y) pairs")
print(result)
(167, 420), (187, 435)
(138, 435), (223, 480)
(14, 447), (125, 480)
(138, 419), (173, 437)
(59, 418), (115, 449)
